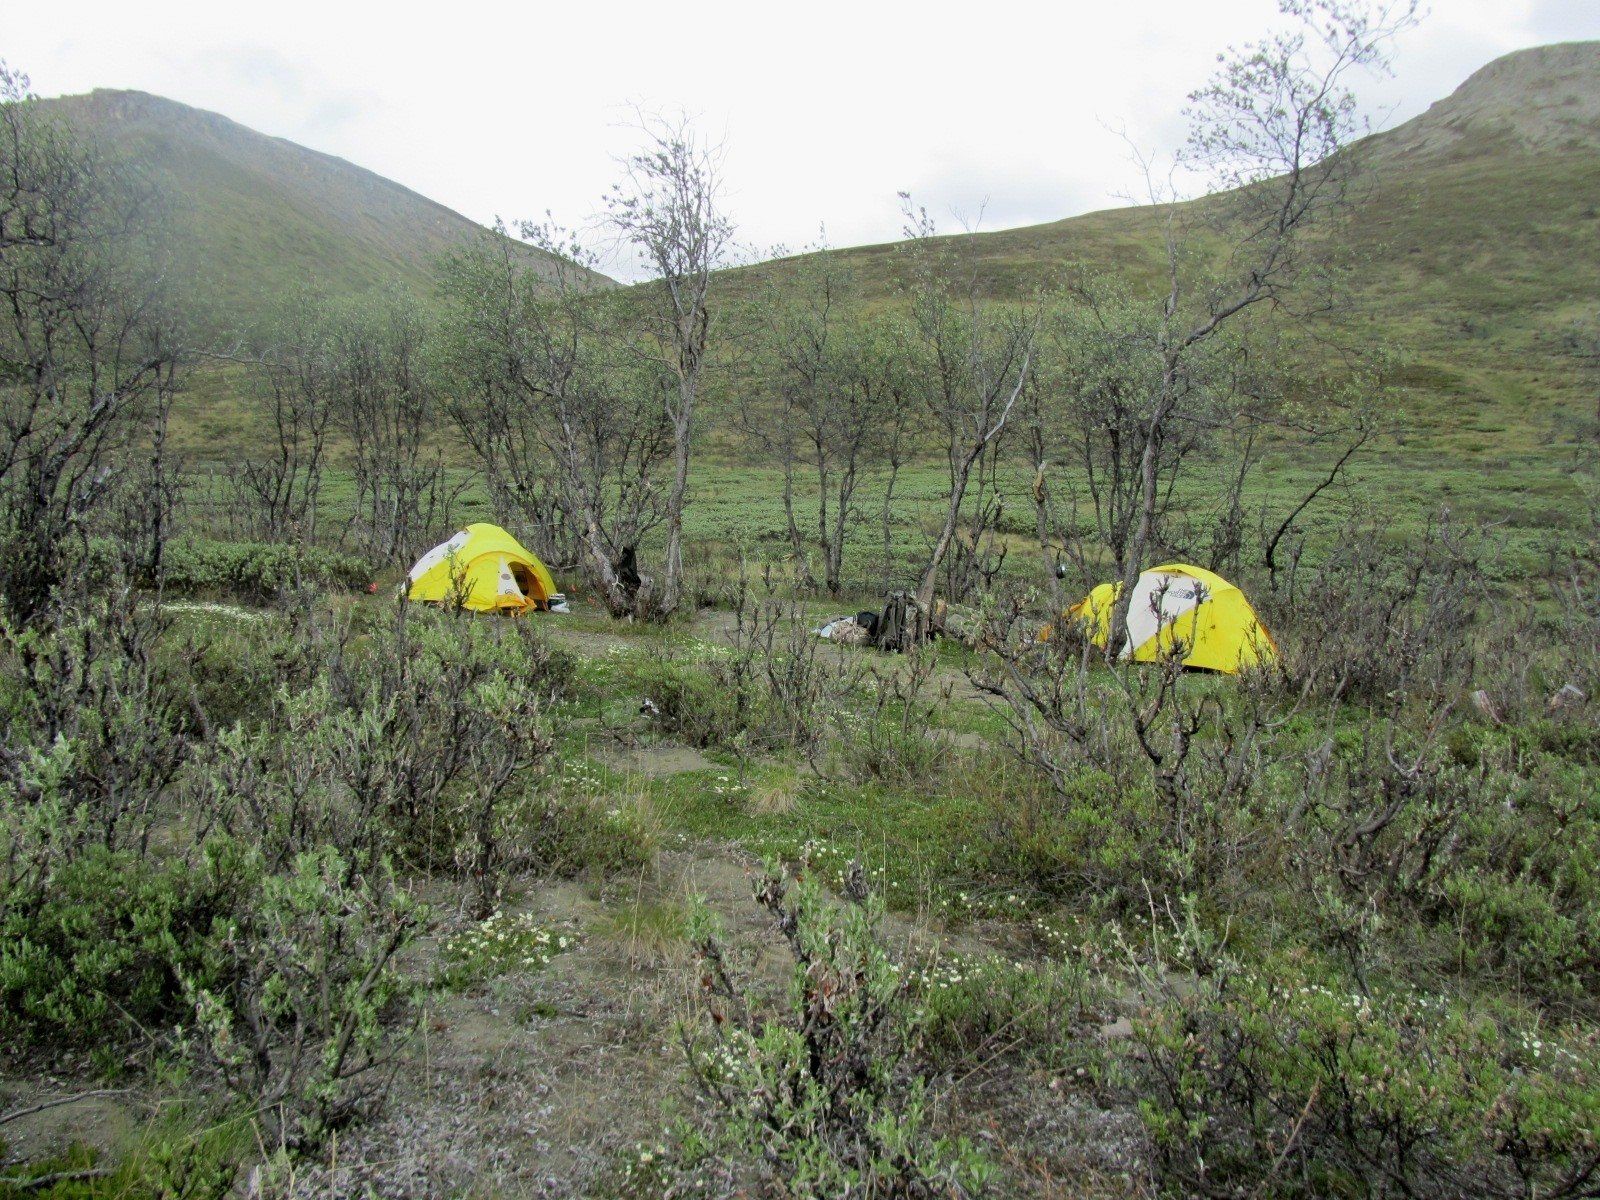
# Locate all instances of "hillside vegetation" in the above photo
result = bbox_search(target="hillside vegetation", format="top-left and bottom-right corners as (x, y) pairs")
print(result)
(38, 44), (1600, 472)
(739, 41), (1600, 458)
(39, 88), (611, 336)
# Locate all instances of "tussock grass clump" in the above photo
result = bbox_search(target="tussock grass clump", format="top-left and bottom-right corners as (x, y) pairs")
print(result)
(595, 893), (694, 968)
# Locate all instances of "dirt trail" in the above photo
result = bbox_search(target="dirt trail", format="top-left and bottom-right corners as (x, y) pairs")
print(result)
(0, 1080), (144, 1171)
(288, 825), (1073, 1198)
(290, 845), (776, 1199)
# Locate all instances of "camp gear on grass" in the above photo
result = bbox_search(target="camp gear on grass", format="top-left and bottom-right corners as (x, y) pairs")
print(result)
(816, 615), (869, 645)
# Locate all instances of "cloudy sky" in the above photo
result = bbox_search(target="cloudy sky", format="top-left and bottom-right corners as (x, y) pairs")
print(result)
(7, 0), (1598, 276)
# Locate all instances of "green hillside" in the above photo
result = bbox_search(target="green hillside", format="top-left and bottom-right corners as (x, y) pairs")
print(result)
(40, 43), (1599, 472)
(40, 87), (610, 337)
(739, 42), (1600, 458)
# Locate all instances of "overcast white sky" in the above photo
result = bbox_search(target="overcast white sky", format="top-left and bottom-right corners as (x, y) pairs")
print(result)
(7, 0), (1599, 278)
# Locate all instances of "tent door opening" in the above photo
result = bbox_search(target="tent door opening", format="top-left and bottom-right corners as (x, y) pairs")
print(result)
(509, 562), (540, 605)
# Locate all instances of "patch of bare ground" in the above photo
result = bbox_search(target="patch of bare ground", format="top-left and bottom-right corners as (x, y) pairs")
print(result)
(0, 1077), (144, 1174)
(564, 708), (722, 781)
(949, 1072), (1154, 1198)
(592, 742), (719, 780)
(279, 845), (784, 1198)
(541, 623), (642, 660)
(3, 843), (1147, 1196)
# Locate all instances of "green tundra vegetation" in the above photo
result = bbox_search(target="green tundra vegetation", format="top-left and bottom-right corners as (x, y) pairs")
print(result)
(4, 10), (1600, 1200)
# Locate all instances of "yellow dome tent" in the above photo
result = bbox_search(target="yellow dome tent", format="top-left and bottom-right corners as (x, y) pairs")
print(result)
(406, 523), (559, 614)
(1069, 563), (1275, 674)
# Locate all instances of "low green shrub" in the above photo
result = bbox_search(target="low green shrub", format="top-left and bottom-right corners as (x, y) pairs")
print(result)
(977, 602), (1600, 1008)
(88, 535), (375, 599)
(0, 593), (228, 1050)
(171, 537), (374, 598)
(1419, 745), (1600, 1000)
(1, 593), (193, 858)
(1525, 718), (1600, 766)
(1284, 723), (1600, 1004)
(1134, 957), (1600, 1198)
(627, 654), (748, 750)
(0, 843), (244, 1046)
(180, 844), (420, 1151)
(191, 607), (572, 914)
(910, 950), (1100, 1072)
(502, 791), (658, 880)
(978, 765), (1164, 901)
(667, 863), (995, 1198)
(626, 588), (862, 760)
(163, 609), (311, 730)
(2, 835), (420, 1152)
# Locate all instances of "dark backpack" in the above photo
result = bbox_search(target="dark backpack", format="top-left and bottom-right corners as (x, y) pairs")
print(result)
(876, 591), (913, 652)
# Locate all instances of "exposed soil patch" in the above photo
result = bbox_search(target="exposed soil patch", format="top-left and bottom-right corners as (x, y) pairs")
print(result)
(280, 839), (1122, 1198)
(950, 1072), (1152, 1198)
(0, 1080), (144, 1169)
(593, 742), (719, 780)
(542, 623), (643, 660)
(284, 845), (776, 1198)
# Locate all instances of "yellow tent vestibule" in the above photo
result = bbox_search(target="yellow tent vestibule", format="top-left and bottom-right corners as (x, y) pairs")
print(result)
(1069, 563), (1275, 675)
(406, 523), (559, 614)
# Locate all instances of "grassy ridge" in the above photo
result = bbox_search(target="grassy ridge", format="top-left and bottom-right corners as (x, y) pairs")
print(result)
(40, 88), (610, 337)
(721, 45), (1598, 464)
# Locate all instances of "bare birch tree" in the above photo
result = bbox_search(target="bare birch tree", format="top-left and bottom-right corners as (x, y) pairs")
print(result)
(228, 291), (335, 543)
(1093, 0), (1420, 651)
(896, 198), (1036, 616)
(745, 250), (905, 597)
(0, 62), (183, 621)
(441, 224), (671, 617)
(1032, 277), (1250, 586)
(332, 297), (458, 565)
(605, 113), (734, 618)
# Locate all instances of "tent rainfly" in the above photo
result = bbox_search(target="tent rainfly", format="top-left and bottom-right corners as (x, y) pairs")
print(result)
(406, 523), (560, 614)
(1069, 562), (1275, 674)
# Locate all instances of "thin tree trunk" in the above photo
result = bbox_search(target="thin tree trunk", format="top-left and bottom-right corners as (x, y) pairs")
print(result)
(828, 459), (858, 598)
(915, 449), (973, 614)
(659, 391), (694, 615)
(781, 438), (813, 589)
(1108, 370), (1176, 659)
